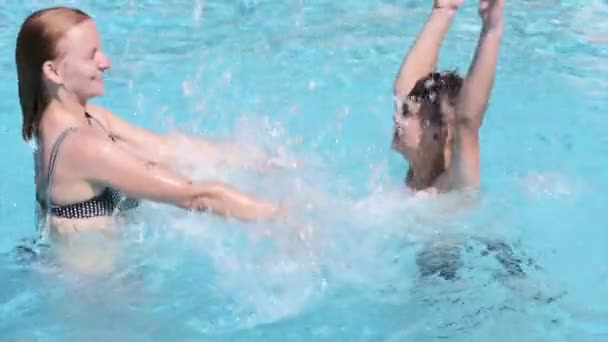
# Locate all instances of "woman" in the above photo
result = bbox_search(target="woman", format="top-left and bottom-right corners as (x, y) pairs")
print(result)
(392, 0), (503, 193)
(391, 0), (511, 280)
(15, 7), (281, 241)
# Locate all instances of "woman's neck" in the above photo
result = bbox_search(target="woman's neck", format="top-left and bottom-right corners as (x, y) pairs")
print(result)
(45, 94), (87, 119)
(38, 96), (89, 140)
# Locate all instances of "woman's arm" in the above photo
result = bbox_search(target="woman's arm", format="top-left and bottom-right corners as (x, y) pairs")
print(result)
(86, 103), (174, 165)
(393, 0), (464, 104)
(440, 0), (504, 190)
(87, 104), (282, 171)
(62, 132), (280, 221)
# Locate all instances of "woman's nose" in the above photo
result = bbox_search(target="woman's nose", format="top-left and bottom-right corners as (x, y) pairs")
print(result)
(98, 52), (112, 70)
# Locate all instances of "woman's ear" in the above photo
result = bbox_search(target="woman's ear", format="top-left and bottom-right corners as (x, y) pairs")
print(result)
(42, 60), (62, 85)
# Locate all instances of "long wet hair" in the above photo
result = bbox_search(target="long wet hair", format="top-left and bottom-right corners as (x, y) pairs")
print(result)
(404, 71), (463, 189)
(15, 7), (91, 141)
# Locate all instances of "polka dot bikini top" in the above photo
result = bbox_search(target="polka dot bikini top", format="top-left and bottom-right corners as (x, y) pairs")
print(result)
(36, 112), (140, 219)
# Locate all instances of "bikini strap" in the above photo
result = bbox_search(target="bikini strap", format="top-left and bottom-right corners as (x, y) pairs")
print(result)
(43, 127), (79, 208)
(85, 111), (116, 141)
(34, 126), (78, 239)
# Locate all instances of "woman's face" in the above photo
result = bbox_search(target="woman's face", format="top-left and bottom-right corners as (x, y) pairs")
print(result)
(46, 19), (112, 101)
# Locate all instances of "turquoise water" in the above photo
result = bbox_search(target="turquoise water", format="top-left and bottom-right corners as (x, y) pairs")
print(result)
(1, 0), (607, 340)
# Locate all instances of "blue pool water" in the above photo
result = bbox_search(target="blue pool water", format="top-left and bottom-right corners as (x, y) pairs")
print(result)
(1, 0), (607, 340)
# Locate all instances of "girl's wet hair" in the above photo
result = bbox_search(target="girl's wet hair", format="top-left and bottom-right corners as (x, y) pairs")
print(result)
(405, 71), (463, 124)
(408, 70), (463, 104)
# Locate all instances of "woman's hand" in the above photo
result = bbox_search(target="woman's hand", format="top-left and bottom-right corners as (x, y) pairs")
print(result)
(252, 201), (283, 221)
(185, 181), (284, 222)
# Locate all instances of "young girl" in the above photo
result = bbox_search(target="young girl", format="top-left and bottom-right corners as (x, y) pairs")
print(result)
(391, 0), (509, 280)
(392, 0), (503, 193)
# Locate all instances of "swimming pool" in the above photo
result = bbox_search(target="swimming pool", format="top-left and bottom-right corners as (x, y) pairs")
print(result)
(1, 0), (607, 340)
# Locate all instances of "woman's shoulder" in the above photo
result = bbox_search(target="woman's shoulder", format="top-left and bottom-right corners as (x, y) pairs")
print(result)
(38, 123), (112, 168)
